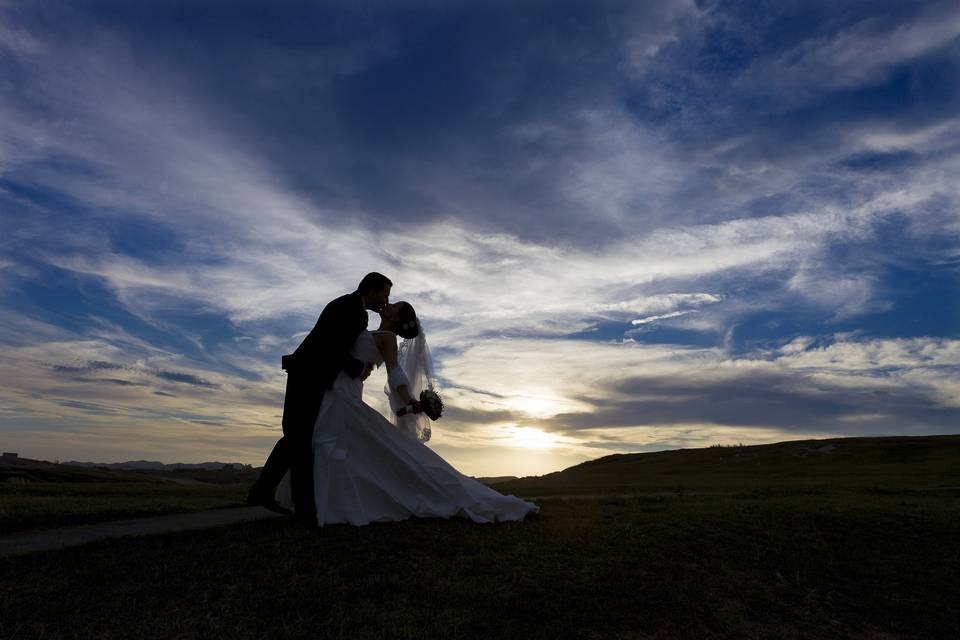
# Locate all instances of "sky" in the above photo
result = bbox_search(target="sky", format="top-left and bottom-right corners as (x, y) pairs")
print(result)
(1, 0), (958, 477)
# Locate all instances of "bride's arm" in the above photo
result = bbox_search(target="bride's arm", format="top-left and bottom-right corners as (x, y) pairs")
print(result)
(376, 333), (415, 406)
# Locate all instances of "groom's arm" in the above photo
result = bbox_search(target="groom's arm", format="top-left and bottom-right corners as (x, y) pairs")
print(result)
(340, 351), (366, 379)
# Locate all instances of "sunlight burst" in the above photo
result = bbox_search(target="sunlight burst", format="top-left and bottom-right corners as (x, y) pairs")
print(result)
(504, 390), (581, 419)
(503, 426), (561, 450)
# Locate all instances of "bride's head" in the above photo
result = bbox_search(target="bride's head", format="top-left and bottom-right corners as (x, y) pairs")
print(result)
(380, 301), (420, 339)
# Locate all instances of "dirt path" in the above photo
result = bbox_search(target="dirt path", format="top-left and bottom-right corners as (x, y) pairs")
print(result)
(0, 506), (285, 557)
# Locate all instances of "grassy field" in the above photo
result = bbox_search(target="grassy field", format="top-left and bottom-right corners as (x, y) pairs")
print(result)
(0, 457), (252, 534)
(1, 436), (958, 639)
(0, 482), (247, 535)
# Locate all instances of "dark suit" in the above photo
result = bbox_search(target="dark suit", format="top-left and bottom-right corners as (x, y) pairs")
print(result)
(252, 292), (368, 516)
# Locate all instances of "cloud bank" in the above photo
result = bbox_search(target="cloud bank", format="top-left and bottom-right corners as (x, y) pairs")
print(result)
(0, 1), (957, 475)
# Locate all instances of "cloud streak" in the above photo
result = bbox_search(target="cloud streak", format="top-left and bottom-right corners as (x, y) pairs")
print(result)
(0, 1), (957, 475)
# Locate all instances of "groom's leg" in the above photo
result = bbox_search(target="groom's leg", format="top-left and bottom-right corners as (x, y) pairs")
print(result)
(246, 436), (294, 514)
(289, 421), (316, 520)
(248, 373), (303, 504)
(248, 373), (305, 502)
(253, 436), (291, 492)
(289, 393), (323, 520)
(287, 387), (324, 524)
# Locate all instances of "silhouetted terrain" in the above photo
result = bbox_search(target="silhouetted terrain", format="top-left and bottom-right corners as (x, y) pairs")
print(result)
(0, 457), (151, 484)
(498, 435), (960, 495)
(475, 475), (518, 485)
(2, 434), (959, 638)
(2, 457), (258, 486)
(63, 460), (254, 472)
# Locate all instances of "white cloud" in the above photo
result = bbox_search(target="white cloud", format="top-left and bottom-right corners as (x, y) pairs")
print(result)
(0, 311), (287, 463)
(409, 332), (959, 473)
(788, 269), (889, 321)
(1, 3), (958, 475)
(739, 4), (960, 98)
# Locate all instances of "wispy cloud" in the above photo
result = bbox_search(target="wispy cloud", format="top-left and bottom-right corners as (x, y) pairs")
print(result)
(738, 3), (960, 98)
(0, 1), (957, 474)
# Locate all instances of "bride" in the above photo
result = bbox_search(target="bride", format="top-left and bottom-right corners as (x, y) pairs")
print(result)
(277, 301), (538, 526)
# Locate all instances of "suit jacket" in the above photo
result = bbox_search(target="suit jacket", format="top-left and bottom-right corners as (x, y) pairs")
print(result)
(281, 292), (368, 431)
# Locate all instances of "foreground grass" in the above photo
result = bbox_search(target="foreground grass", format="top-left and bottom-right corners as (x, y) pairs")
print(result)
(2, 488), (958, 639)
(0, 482), (246, 534)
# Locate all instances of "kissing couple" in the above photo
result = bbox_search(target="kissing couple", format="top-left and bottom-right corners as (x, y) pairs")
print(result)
(247, 272), (538, 526)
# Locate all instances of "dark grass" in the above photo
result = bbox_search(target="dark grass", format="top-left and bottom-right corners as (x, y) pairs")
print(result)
(3, 436), (958, 638)
(2, 488), (958, 639)
(0, 482), (246, 535)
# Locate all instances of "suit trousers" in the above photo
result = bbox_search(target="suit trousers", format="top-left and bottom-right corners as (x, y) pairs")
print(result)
(256, 373), (324, 517)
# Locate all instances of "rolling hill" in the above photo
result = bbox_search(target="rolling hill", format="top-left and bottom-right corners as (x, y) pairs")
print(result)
(497, 435), (960, 495)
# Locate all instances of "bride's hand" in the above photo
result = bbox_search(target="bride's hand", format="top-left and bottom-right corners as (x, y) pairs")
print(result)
(396, 400), (422, 416)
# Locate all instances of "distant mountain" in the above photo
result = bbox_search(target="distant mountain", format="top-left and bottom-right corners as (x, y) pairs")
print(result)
(1, 457), (161, 484)
(2, 457), (257, 484)
(62, 460), (254, 472)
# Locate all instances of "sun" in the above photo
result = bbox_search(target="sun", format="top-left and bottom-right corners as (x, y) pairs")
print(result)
(508, 396), (560, 419)
(504, 389), (584, 419)
(503, 426), (561, 450)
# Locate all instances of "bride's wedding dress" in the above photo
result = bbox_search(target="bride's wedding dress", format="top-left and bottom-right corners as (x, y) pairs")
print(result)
(278, 330), (538, 526)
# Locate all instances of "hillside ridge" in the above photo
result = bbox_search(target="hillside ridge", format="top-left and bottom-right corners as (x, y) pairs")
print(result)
(498, 434), (960, 493)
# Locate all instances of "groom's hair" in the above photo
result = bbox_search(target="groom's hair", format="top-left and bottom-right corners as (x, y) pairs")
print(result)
(356, 272), (392, 294)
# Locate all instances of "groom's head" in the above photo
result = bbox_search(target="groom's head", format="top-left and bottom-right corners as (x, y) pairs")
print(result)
(357, 272), (392, 312)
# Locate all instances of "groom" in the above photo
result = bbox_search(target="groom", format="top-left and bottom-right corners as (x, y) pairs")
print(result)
(247, 272), (393, 518)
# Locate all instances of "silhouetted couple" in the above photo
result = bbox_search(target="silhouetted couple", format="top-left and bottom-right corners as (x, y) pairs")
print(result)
(247, 273), (537, 525)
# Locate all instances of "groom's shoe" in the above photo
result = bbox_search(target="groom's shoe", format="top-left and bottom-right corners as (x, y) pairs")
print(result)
(246, 486), (293, 515)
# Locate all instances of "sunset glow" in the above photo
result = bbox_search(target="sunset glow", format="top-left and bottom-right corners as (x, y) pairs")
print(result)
(0, 2), (957, 477)
(502, 426), (564, 451)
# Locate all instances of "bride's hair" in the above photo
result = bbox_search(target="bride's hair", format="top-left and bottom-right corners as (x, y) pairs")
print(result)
(395, 302), (420, 339)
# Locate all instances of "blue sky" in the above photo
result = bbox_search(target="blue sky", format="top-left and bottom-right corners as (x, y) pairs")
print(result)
(1, 0), (958, 476)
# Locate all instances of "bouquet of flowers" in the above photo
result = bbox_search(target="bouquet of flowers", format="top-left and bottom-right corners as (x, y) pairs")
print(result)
(396, 389), (443, 420)
(418, 389), (443, 420)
